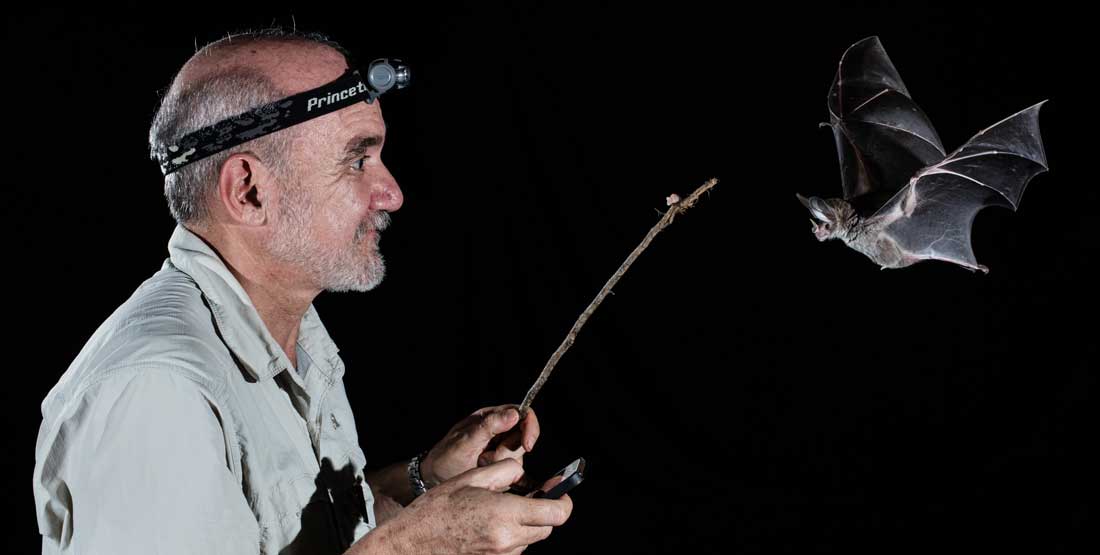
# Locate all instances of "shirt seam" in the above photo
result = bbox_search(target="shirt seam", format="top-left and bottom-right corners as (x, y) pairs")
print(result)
(70, 362), (227, 403)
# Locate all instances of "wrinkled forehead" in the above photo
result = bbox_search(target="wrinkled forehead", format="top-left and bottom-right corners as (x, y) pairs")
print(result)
(283, 97), (388, 178)
(307, 97), (387, 149)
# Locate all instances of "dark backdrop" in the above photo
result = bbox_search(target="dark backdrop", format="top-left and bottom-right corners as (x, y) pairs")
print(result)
(4, 3), (1092, 553)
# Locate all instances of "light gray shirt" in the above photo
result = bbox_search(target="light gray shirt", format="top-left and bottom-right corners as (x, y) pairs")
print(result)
(33, 224), (378, 554)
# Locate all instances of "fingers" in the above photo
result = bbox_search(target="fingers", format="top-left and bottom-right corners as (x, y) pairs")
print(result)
(372, 494), (403, 525)
(486, 406), (538, 454)
(452, 458), (525, 492)
(478, 449), (522, 467)
(493, 521), (553, 555)
(468, 405), (538, 453)
(490, 406), (520, 433)
(477, 451), (493, 467)
(510, 526), (553, 550)
(520, 407), (540, 452)
(470, 406), (520, 446)
(508, 472), (539, 494)
(513, 493), (573, 527)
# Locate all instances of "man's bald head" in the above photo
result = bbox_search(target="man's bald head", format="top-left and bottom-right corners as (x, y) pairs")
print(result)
(175, 35), (347, 102)
(148, 29), (350, 228)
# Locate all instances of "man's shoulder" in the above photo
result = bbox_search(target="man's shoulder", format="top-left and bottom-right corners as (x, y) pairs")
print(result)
(40, 262), (234, 421)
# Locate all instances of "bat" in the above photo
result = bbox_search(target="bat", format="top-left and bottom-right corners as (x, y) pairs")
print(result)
(797, 36), (1049, 273)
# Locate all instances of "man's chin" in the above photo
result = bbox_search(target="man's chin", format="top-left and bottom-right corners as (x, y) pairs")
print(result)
(323, 260), (385, 293)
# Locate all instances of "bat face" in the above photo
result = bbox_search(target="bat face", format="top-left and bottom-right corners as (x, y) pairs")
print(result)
(797, 194), (855, 242)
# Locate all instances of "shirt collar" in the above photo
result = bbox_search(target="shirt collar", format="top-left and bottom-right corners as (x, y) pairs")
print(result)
(165, 224), (343, 382)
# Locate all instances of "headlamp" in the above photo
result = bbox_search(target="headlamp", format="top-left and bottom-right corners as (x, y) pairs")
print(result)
(154, 57), (410, 175)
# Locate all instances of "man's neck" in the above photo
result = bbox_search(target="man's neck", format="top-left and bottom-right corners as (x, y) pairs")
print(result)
(238, 278), (309, 370)
(191, 225), (320, 370)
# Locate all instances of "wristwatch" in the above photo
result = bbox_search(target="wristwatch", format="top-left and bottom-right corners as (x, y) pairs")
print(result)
(407, 450), (430, 498)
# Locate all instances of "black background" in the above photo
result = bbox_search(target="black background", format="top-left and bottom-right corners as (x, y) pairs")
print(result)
(4, 3), (1093, 553)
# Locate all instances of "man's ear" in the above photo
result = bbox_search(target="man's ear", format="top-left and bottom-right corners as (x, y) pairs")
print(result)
(217, 153), (275, 226)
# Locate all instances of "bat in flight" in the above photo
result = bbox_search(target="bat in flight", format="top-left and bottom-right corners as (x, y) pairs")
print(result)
(797, 36), (1049, 272)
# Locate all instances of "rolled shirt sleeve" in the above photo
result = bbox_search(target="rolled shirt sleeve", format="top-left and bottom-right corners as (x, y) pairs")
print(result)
(35, 368), (260, 554)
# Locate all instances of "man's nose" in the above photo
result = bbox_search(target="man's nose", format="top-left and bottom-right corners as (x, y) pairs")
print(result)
(370, 164), (403, 212)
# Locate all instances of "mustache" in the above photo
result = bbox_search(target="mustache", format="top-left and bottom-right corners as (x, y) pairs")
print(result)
(356, 211), (391, 241)
(371, 210), (391, 232)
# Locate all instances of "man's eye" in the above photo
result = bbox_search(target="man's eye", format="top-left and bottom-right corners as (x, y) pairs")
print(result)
(351, 156), (368, 171)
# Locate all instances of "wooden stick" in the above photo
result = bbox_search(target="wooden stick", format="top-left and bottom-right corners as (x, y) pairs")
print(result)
(518, 178), (719, 417)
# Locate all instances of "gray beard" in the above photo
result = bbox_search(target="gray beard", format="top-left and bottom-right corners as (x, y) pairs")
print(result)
(268, 200), (391, 293)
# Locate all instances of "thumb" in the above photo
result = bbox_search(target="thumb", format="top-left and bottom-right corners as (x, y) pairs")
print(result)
(474, 407), (520, 443)
(453, 458), (525, 492)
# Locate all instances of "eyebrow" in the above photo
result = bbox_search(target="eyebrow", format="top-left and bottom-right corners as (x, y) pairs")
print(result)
(338, 134), (385, 165)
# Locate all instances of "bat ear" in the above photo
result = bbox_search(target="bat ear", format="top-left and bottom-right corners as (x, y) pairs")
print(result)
(796, 194), (833, 222)
(796, 194), (814, 212)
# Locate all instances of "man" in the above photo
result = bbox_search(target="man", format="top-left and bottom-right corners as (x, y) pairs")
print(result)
(32, 28), (572, 555)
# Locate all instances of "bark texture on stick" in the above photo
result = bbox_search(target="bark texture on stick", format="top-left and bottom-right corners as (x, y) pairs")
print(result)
(518, 178), (719, 417)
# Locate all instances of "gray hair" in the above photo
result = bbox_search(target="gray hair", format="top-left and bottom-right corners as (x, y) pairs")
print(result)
(147, 28), (350, 227)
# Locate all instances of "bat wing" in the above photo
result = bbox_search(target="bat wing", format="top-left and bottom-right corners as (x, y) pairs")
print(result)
(824, 36), (947, 204)
(871, 101), (1049, 272)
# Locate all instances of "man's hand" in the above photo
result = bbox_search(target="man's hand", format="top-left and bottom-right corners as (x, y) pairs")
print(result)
(372, 494), (404, 525)
(420, 405), (540, 487)
(350, 459), (572, 555)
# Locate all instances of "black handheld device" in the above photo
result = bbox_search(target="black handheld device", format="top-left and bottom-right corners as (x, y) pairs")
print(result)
(532, 457), (585, 500)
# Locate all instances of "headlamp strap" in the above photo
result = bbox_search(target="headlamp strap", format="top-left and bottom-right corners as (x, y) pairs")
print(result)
(156, 68), (376, 175)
